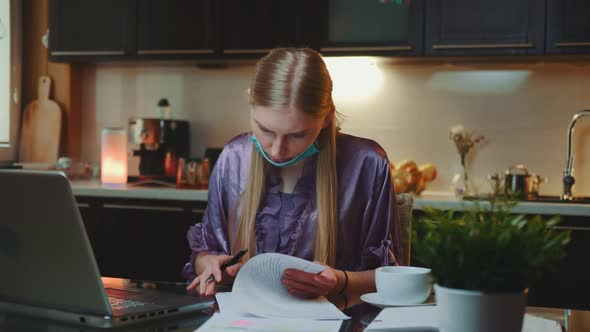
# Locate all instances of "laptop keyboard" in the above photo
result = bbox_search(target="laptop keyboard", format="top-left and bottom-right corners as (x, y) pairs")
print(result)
(108, 296), (146, 310)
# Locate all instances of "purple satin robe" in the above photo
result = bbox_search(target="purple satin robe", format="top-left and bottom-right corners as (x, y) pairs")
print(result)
(182, 132), (402, 281)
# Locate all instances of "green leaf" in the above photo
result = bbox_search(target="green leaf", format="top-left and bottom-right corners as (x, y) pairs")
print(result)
(412, 195), (570, 292)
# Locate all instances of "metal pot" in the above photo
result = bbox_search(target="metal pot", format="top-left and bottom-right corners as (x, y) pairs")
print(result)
(525, 172), (548, 199)
(504, 164), (548, 199)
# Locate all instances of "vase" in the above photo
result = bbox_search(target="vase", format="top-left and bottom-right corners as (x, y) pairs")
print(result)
(450, 166), (473, 199)
(435, 284), (526, 332)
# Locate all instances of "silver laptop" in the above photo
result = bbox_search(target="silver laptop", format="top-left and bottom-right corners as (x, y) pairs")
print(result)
(0, 170), (214, 328)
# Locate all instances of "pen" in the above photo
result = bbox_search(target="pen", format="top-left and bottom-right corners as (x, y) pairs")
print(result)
(204, 249), (248, 285)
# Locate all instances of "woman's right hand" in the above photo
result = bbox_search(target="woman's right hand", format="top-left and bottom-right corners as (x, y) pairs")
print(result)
(185, 253), (243, 297)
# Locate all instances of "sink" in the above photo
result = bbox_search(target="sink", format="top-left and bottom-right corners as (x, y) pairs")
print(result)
(464, 195), (590, 204)
(525, 195), (590, 204)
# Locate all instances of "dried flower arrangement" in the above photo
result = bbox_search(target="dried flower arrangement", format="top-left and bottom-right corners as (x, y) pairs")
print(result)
(449, 125), (485, 196)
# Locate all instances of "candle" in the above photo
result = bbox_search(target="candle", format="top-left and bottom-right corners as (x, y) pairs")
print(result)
(101, 128), (127, 185)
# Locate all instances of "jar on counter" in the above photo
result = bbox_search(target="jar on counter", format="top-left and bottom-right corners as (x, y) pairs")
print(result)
(177, 158), (211, 189)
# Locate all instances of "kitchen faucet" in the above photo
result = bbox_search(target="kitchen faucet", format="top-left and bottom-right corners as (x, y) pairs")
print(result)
(563, 110), (590, 200)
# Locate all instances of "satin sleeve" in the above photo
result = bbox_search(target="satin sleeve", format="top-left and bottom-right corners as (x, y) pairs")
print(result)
(359, 158), (402, 270)
(181, 150), (232, 281)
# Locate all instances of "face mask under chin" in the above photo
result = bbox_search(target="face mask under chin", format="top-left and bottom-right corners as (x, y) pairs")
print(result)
(251, 134), (320, 168)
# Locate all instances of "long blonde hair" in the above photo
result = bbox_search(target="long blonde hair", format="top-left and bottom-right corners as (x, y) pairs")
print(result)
(232, 48), (338, 267)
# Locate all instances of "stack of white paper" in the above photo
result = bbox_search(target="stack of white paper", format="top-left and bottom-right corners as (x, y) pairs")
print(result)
(365, 306), (563, 332)
(365, 306), (438, 331)
(197, 314), (343, 332)
(195, 253), (347, 332)
(522, 315), (563, 332)
(221, 253), (348, 320)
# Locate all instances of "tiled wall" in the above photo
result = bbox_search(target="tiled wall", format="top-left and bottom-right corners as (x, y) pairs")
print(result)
(80, 59), (590, 197)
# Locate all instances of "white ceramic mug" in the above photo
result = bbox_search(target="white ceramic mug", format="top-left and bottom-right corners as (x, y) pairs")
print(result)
(375, 266), (432, 305)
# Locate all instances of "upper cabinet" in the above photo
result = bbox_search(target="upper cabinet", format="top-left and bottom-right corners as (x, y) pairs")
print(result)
(137, 0), (219, 58)
(222, 0), (303, 56)
(546, 0), (590, 54)
(49, 0), (136, 60)
(49, 0), (220, 61)
(49, 0), (590, 62)
(318, 0), (424, 56)
(424, 0), (545, 56)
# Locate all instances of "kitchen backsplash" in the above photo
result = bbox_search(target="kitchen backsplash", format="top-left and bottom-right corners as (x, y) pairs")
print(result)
(79, 60), (590, 197)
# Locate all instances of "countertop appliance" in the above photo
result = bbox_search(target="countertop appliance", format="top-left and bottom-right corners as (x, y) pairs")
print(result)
(128, 118), (189, 182)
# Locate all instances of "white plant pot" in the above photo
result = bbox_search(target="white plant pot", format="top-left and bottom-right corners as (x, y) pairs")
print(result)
(435, 284), (526, 332)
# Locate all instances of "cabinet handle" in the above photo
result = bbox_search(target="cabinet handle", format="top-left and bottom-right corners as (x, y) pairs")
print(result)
(223, 48), (274, 54)
(320, 45), (412, 52)
(137, 49), (215, 55)
(550, 226), (590, 232)
(51, 51), (125, 56)
(77, 203), (90, 208)
(191, 208), (207, 214)
(432, 43), (534, 50)
(555, 42), (590, 47)
(103, 203), (185, 212)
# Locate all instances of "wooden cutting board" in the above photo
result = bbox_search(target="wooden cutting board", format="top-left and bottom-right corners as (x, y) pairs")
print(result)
(19, 76), (62, 164)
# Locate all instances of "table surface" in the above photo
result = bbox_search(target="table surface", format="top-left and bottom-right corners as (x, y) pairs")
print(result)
(0, 278), (576, 332)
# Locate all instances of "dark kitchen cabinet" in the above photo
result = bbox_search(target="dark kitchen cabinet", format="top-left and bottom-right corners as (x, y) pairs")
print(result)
(137, 0), (220, 58)
(49, 0), (136, 61)
(49, 0), (590, 62)
(528, 216), (590, 310)
(546, 0), (590, 54)
(49, 0), (219, 62)
(77, 196), (207, 282)
(317, 0), (424, 56)
(221, 0), (303, 56)
(424, 0), (545, 56)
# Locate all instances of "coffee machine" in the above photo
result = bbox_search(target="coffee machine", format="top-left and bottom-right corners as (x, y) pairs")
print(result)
(128, 117), (189, 183)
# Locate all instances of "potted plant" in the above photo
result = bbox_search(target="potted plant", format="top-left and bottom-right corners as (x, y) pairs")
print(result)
(412, 197), (570, 332)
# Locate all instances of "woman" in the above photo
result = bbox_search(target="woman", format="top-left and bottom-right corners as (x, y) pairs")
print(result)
(183, 48), (401, 305)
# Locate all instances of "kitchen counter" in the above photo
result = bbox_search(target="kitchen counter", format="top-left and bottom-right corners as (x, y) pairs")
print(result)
(70, 180), (208, 201)
(70, 181), (590, 216)
(414, 192), (590, 217)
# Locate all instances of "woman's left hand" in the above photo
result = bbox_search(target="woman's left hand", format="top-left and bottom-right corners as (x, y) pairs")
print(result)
(281, 265), (339, 299)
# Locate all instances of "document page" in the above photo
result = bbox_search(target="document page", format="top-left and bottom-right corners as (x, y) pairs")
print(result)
(365, 306), (439, 331)
(366, 306), (563, 332)
(222, 253), (349, 320)
(215, 292), (256, 318)
(197, 313), (343, 332)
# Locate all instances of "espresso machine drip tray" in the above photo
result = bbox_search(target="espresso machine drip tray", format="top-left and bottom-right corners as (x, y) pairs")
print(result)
(127, 175), (177, 188)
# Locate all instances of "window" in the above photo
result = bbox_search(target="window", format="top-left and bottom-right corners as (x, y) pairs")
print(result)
(1, 2), (11, 144)
(0, 0), (21, 162)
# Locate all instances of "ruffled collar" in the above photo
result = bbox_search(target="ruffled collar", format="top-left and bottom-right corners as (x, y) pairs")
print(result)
(254, 157), (318, 256)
